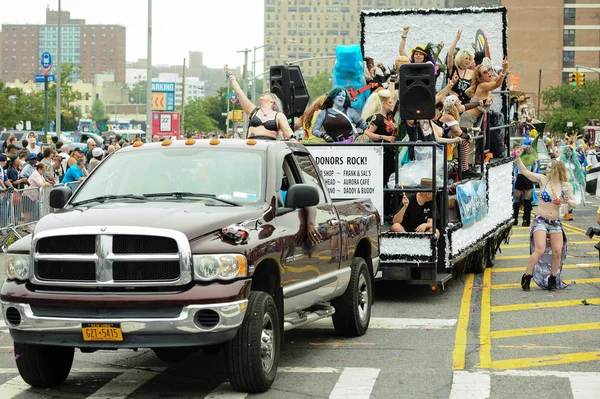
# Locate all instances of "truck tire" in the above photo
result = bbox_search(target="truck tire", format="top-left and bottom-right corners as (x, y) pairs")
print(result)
(225, 291), (280, 393)
(331, 257), (372, 337)
(14, 342), (74, 387)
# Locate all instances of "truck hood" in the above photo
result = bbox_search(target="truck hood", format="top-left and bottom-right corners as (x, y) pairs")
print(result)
(35, 201), (266, 241)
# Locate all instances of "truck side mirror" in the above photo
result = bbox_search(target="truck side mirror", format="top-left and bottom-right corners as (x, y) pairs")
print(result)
(49, 186), (72, 209)
(285, 184), (320, 209)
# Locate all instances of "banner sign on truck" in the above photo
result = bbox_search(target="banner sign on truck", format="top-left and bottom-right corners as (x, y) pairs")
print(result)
(456, 179), (488, 228)
(307, 146), (384, 218)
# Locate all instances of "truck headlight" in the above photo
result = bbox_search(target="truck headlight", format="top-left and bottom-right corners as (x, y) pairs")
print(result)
(5, 254), (31, 281)
(192, 254), (247, 281)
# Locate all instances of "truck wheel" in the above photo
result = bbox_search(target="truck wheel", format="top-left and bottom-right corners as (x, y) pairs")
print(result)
(152, 347), (193, 363)
(14, 342), (74, 387)
(225, 291), (280, 393)
(332, 257), (372, 337)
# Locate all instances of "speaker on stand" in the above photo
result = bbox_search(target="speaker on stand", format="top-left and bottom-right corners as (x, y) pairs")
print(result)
(399, 63), (436, 121)
(269, 64), (310, 121)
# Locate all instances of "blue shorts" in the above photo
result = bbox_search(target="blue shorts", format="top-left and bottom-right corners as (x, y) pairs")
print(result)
(532, 215), (563, 235)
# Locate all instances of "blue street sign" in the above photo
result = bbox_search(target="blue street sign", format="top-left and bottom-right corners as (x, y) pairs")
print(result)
(40, 52), (52, 69)
(35, 74), (55, 83)
(166, 92), (175, 111)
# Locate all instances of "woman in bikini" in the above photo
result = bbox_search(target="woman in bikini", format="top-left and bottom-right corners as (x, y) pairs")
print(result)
(515, 154), (576, 291)
(224, 65), (294, 140)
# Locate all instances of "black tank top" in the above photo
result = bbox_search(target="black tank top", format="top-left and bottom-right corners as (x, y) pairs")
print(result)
(451, 66), (472, 104)
(323, 109), (353, 142)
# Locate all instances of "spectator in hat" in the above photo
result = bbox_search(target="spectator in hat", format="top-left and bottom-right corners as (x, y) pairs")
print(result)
(19, 153), (39, 180)
(0, 153), (13, 192)
(62, 158), (86, 184)
(27, 135), (41, 155)
(391, 178), (440, 238)
(7, 155), (26, 189)
(89, 147), (104, 172)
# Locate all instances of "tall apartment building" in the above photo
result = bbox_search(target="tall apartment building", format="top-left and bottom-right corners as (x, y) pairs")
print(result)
(0, 7), (126, 84)
(446, 0), (499, 6)
(503, 0), (599, 97)
(264, 0), (445, 78)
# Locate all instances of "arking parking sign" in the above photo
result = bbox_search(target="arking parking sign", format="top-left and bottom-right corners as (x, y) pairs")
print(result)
(40, 52), (52, 69)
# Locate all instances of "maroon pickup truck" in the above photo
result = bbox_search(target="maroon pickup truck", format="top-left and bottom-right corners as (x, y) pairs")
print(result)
(2, 139), (380, 393)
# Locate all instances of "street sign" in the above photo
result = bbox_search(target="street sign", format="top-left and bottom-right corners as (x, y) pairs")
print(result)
(160, 114), (172, 132)
(151, 82), (175, 92)
(152, 92), (167, 111)
(166, 92), (175, 111)
(230, 93), (238, 104)
(35, 74), (55, 83)
(40, 52), (52, 69)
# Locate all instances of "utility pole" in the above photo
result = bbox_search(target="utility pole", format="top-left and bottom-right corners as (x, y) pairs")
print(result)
(237, 48), (251, 135)
(56, 0), (61, 135)
(181, 58), (186, 138)
(145, 0), (153, 142)
(226, 80), (231, 136)
(537, 69), (542, 118)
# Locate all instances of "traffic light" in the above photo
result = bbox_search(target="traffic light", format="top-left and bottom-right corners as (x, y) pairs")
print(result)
(576, 72), (586, 86)
(569, 73), (577, 87)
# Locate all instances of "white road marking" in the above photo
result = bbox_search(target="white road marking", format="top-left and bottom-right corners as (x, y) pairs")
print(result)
(449, 371), (491, 399)
(279, 367), (340, 373)
(204, 382), (247, 399)
(329, 367), (380, 399)
(570, 374), (600, 399)
(86, 369), (161, 399)
(300, 317), (457, 330)
(0, 376), (30, 399)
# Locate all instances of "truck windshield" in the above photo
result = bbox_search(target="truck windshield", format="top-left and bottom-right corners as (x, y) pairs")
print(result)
(71, 147), (265, 205)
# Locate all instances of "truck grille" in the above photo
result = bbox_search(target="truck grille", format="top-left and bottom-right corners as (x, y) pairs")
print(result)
(37, 261), (96, 281)
(113, 261), (180, 281)
(34, 233), (184, 287)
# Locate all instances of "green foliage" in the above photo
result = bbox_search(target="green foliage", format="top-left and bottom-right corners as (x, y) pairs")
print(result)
(90, 99), (107, 121)
(541, 80), (600, 133)
(130, 80), (147, 104)
(306, 72), (332, 102)
(184, 98), (219, 132)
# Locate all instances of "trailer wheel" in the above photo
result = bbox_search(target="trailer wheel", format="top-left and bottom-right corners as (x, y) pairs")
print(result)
(14, 342), (74, 387)
(331, 257), (372, 337)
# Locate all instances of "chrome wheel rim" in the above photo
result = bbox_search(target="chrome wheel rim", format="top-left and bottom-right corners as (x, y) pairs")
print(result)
(260, 313), (275, 374)
(357, 272), (369, 322)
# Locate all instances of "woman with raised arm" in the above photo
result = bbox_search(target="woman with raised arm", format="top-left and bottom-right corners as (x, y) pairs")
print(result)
(224, 65), (293, 140)
(515, 153), (576, 291)
(446, 29), (475, 104)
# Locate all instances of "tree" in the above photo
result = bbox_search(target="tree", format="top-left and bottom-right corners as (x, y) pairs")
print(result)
(306, 72), (332, 102)
(184, 98), (219, 132)
(90, 99), (106, 121)
(541, 80), (600, 133)
(130, 80), (147, 104)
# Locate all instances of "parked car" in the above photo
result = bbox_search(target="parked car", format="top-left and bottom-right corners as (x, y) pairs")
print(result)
(61, 131), (104, 152)
(510, 136), (550, 174)
(2, 139), (380, 393)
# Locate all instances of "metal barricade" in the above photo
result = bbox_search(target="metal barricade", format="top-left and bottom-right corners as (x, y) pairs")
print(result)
(11, 187), (44, 231)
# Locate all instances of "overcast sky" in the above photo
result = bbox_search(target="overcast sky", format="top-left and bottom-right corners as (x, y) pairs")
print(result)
(1, 0), (264, 69)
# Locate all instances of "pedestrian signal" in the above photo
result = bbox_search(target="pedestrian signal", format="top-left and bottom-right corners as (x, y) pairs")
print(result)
(569, 73), (577, 87)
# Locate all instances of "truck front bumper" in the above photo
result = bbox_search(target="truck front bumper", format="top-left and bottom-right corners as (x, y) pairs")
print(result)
(1, 280), (251, 348)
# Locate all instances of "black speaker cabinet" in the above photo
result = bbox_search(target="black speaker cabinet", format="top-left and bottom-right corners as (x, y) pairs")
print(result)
(269, 65), (310, 119)
(399, 63), (436, 120)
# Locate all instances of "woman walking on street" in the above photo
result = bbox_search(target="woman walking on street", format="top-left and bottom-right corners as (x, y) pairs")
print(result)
(515, 153), (576, 291)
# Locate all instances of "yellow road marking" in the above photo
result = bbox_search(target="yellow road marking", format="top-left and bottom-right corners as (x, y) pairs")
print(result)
(491, 278), (600, 290)
(452, 273), (475, 370)
(587, 251), (599, 255)
(511, 226), (531, 231)
(480, 268), (492, 369)
(496, 255), (530, 260)
(562, 222), (588, 234)
(491, 351), (600, 370)
(501, 241), (596, 249)
(491, 298), (600, 312)
(492, 263), (599, 273)
(490, 322), (600, 339)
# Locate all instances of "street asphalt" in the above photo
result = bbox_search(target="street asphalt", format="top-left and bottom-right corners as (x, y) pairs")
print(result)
(0, 193), (598, 398)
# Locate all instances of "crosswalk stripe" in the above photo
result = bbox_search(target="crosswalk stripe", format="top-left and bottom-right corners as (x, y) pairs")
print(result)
(329, 367), (379, 399)
(204, 383), (247, 399)
(449, 371), (490, 399)
(86, 369), (161, 399)
(0, 376), (30, 399)
(300, 317), (457, 330)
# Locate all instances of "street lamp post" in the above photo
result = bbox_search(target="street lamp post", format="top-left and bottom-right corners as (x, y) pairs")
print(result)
(252, 44), (267, 103)
(237, 48), (251, 134)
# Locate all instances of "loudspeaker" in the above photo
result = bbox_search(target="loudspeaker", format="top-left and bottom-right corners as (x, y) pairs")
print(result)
(270, 65), (310, 119)
(399, 63), (436, 120)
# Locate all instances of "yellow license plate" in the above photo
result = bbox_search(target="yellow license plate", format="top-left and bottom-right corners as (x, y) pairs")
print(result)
(82, 323), (123, 342)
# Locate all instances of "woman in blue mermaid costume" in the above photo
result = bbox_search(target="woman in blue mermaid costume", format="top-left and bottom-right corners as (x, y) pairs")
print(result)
(515, 151), (577, 290)
(560, 145), (586, 221)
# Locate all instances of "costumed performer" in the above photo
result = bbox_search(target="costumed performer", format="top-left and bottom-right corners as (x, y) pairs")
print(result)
(560, 145), (585, 220)
(312, 88), (367, 143)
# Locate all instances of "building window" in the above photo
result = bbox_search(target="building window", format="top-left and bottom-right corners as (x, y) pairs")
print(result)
(563, 29), (575, 46)
(562, 72), (570, 84)
(563, 51), (575, 68)
(564, 8), (576, 25)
